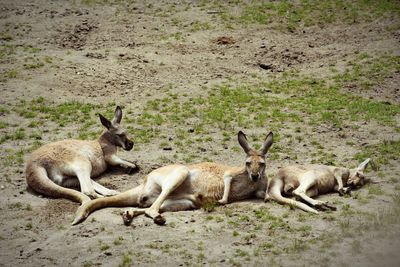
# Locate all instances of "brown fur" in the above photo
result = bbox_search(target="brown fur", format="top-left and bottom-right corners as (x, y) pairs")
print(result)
(25, 106), (136, 203)
(72, 131), (274, 225)
(266, 159), (370, 213)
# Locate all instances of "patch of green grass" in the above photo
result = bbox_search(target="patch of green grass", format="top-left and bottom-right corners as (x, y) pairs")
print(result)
(119, 254), (132, 267)
(336, 53), (400, 90)
(341, 204), (355, 216)
(113, 236), (124, 245)
(1, 69), (18, 81)
(130, 54), (399, 150)
(202, 201), (218, 212)
(0, 44), (16, 59)
(367, 185), (385, 196)
(354, 140), (399, 170)
(220, 0), (400, 31)
(12, 128), (26, 140)
(23, 56), (45, 69)
(189, 21), (212, 32)
(13, 98), (101, 131)
(23, 46), (41, 54)
(253, 208), (290, 230)
(100, 244), (109, 251)
(284, 238), (309, 253)
(0, 121), (8, 129)
(8, 202), (23, 209)
(160, 32), (186, 42)
(4, 149), (24, 166)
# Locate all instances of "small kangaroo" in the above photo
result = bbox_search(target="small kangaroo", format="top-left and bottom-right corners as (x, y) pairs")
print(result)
(265, 158), (370, 213)
(72, 131), (273, 225)
(25, 106), (137, 204)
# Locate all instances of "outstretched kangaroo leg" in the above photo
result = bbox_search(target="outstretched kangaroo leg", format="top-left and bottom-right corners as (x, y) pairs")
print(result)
(292, 172), (336, 211)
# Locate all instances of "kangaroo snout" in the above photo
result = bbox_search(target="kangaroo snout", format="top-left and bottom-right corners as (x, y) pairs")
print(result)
(125, 140), (133, 151)
(251, 173), (260, 182)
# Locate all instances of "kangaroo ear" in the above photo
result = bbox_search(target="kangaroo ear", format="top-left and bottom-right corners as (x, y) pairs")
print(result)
(112, 106), (122, 124)
(238, 131), (251, 154)
(99, 114), (112, 130)
(260, 132), (273, 155)
(357, 158), (370, 171)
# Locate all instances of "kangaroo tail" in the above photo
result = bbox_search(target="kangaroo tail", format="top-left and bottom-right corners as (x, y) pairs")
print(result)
(269, 180), (319, 214)
(72, 185), (143, 225)
(25, 163), (90, 204)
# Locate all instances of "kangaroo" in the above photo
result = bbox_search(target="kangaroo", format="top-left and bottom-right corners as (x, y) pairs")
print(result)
(72, 131), (273, 225)
(25, 106), (137, 204)
(265, 158), (370, 214)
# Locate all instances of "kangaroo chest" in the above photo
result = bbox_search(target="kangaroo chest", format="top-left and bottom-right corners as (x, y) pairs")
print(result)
(229, 176), (264, 201)
(78, 143), (108, 177)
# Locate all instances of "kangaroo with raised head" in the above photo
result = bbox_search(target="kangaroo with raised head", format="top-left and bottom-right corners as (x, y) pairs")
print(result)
(25, 106), (137, 204)
(265, 158), (370, 213)
(72, 131), (273, 225)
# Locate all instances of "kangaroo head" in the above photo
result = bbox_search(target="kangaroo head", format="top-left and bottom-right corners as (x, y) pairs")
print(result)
(99, 106), (134, 151)
(238, 131), (273, 182)
(347, 158), (370, 188)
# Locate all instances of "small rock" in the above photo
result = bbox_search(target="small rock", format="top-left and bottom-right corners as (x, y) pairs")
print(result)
(259, 63), (273, 70)
(85, 52), (106, 59)
(162, 147), (172, 151)
(104, 252), (112, 256)
(215, 36), (235, 45)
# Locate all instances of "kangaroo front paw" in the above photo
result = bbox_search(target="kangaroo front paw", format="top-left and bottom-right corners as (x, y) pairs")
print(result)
(315, 202), (336, 211)
(218, 199), (228, 205)
(339, 187), (351, 196)
(125, 164), (138, 174)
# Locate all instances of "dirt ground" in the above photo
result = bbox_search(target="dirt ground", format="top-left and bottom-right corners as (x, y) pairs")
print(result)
(0, 1), (399, 266)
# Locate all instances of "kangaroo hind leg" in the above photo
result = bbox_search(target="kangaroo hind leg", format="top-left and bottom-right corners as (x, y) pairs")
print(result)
(144, 166), (190, 223)
(71, 161), (102, 199)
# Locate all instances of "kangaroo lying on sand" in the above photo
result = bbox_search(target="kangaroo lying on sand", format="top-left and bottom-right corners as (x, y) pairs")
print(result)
(265, 158), (370, 213)
(25, 106), (136, 203)
(72, 131), (273, 225)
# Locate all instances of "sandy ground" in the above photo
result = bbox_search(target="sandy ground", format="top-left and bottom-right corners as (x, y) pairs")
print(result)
(0, 1), (399, 266)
